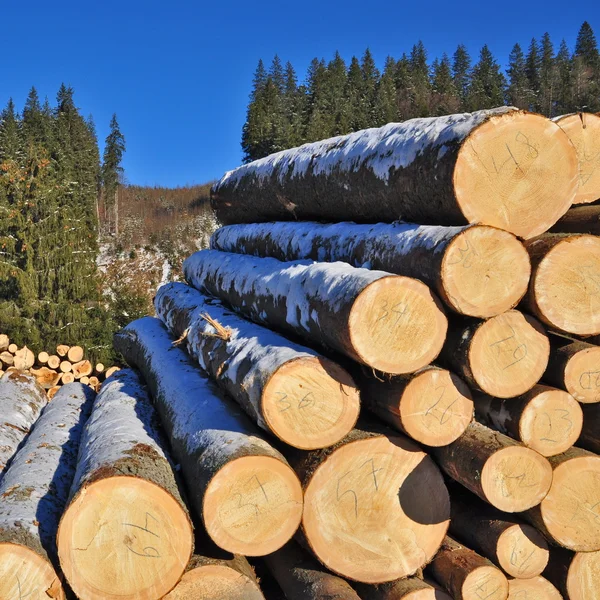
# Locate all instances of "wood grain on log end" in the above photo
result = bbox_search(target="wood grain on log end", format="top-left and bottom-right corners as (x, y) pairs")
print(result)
(507, 576), (562, 600)
(564, 550), (600, 600)
(495, 525), (549, 579)
(441, 225), (531, 318)
(454, 111), (577, 239)
(354, 576), (453, 600)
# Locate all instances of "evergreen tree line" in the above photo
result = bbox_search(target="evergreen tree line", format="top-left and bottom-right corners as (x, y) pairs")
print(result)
(242, 22), (600, 162)
(0, 85), (125, 362)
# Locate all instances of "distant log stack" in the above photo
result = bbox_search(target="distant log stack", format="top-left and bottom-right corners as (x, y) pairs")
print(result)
(57, 370), (194, 600)
(211, 108), (577, 239)
(0, 384), (94, 600)
(210, 221), (531, 319)
(184, 249), (448, 374)
(155, 282), (360, 449)
(554, 112), (600, 204)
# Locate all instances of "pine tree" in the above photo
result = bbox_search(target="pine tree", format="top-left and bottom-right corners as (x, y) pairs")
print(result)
(538, 33), (556, 116)
(573, 22), (600, 111)
(250, 59), (267, 100)
(282, 61), (305, 147)
(506, 43), (529, 109)
(0, 100), (22, 161)
(394, 54), (413, 119)
(468, 45), (507, 110)
(575, 21), (600, 67)
(346, 56), (367, 130)
(102, 114), (126, 235)
(360, 48), (381, 126)
(374, 56), (398, 125)
(555, 40), (573, 114)
(326, 52), (350, 135)
(269, 55), (286, 93)
(305, 57), (329, 140)
(409, 41), (431, 116)
(525, 38), (542, 111)
(452, 44), (472, 110)
(431, 54), (460, 115)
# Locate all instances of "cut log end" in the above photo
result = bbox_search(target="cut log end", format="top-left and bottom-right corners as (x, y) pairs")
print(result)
(67, 345), (84, 363)
(349, 276), (448, 374)
(555, 113), (600, 205)
(532, 235), (600, 335)
(203, 455), (303, 556)
(496, 524), (549, 579)
(481, 445), (552, 512)
(0, 544), (65, 600)
(163, 564), (265, 600)
(564, 345), (600, 403)
(566, 550), (600, 600)
(508, 576), (562, 600)
(262, 357), (360, 449)
(303, 435), (450, 583)
(540, 453), (600, 551)
(441, 225), (531, 318)
(470, 311), (549, 398)
(454, 111), (577, 239)
(399, 368), (473, 446)
(518, 388), (583, 456)
(57, 476), (193, 600)
(462, 565), (509, 600)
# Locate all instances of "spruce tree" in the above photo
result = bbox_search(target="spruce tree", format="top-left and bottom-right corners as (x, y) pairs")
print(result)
(102, 114), (126, 235)
(0, 100), (22, 161)
(282, 61), (305, 147)
(573, 22), (600, 111)
(269, 55), (286, 93)
(374, 56), (398, 125)
(346, 56), (367, 130)
(409, 41), (431, 116)
(360, 48), (381, 127)
(525, 38), (542, 111)
(305, 58), (329, 140)
(555, 40), (573, 114)
(452, 44), (472, 110)
(538, 33), (556, 116)
(468, 45), (507, 110)
(506, 43), (529, 109)
(394, 54), (413, 119)
(431, 54), (460, 115)
(326, 52), (350, 134)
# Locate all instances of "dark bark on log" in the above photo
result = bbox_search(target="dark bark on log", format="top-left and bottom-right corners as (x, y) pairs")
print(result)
(578, 403), (600, 453)
(551, 204), (600, 235)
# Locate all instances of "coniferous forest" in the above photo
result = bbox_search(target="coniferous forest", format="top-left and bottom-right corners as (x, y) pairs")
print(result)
(242, 22), (600, 162)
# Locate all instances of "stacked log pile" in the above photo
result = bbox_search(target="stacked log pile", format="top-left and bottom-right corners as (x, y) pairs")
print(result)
(0, 335), (120, 396)
(2, 108), (600, 598)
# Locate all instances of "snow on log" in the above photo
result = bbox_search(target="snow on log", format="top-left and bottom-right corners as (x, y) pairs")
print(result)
(551, 204), (600, 235)
(0, 383), (95, 600)
(543, 336), (600, 403)
(355, 366), (473, 447)
(211, 108), (578, 239)
(289, 424), (450, 583)
(440, 310), (549, 398)
(554, 112), (600, 204)
(543, 547), (600, 600)
(431, 422), (552, 513)
(578, 403), (600, 454)
(473, 384), (583, 457)
(448, 486), (549, 579)
(426, 536), (509, 600)
(263, 540), (361, 600)
(507, 576), (562, 600)
(521, 446), (600, 551)
(210, 221), (531, 319)
(522, 234), (600, 336)
(354, 577), (453, 600)
(184, 250), (448, 374)
(154, 283), (360, 450)
(0, 370), (48, 479)
(163, 554), (265, 600)
(57, 369), (194, 600)
(114, 317), (303, 555)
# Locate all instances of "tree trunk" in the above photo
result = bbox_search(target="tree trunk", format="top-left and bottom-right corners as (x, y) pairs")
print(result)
(521, 446), (600, 551)
(355, 365), (473, 447)
(473, 384), (583, 457)
(551, 204), (600, 235)
(56, 369), (194, 600)
(522, 234), (600, 336)
(0, 383), (95, 600)
(554, 112), (600, 205)
(210, 222), (531, 319)
(163, 554), (265, 600)
(507, 576), (562, 600)
(288, 424), (450, 583)
(114, 317), (303, 556)
(440, 311), (550, 398)
(543, 335), (600, 403)
(543, 547), (600, 600)
(263, 540), (361, 600)
(211, 108), (577, 239)
(0, 371), (48, 479)
(154, 282), (360, 450)
(448, 486), (549, 579)
(578, 403), (600, 453)
(430, 422), (552, 512)
(354, 577), (453, 600)
(426, 537), (509, 600)
(184, 249), (448, 375)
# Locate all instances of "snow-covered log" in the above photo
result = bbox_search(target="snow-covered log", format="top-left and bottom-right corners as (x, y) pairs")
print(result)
(522, 234), (600, 336)
(356, 366), (473, 447)
(288, 424), (450, 583)
(263, 540), (361, 600)
(0, 383), (94, 600)
(543, 547), (600, 600)
(57, 369), (194, 600)
(473, 384), (583, 457)
(440, 310), (550, 398)
(0, 370), (48, 479)
(114, 317), (303, 556)
(163, 554), (265, 600)
(427, 537), (509, 600)
(210, 221), (531, 319)
(521, 447), (600, 552)
(551, 204), (600, 235)
(211, 108), (577, 239)
(154, 283), (360, 450)
(184, 250), (447, 374)
(431, 422), (553, 513)
(554, 112), (600, 205)
(354, 577), (453, 600)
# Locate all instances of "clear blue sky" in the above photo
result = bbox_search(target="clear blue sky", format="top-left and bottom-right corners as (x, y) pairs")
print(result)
(1, 0), (597, 187)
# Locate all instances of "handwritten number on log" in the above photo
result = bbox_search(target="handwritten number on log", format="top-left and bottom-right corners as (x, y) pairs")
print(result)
(122, 512), (161, 558)
(490, 324), (528, 370)
(235, 475), (269, 517)
(276, 392), (291, 412)
(580, 370), (600, 391)
(376, 301), (407, 326)
(336, 460), (383, 518)
(474, 574), (502, 599)
(15, 576), (32, 600)
(425, 385), (459, 426)
(447, 238), (477, 269)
